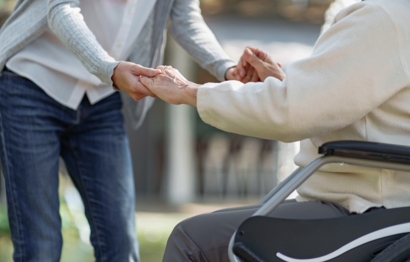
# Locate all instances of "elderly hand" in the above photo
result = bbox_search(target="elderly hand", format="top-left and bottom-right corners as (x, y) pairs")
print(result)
(112, 61), (162, 101)
(236, 47), (286, 82)
(140, 66), (200, 107)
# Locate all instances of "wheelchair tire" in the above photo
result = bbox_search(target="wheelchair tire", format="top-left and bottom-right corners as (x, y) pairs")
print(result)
(372, 233), (410, 262)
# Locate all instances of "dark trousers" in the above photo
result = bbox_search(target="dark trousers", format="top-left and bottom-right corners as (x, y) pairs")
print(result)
(0, 69), (139, 262)
(162, 200), (351, 262)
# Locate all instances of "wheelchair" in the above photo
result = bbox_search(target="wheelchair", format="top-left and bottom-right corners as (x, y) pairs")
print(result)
(228, 141), (410, 262)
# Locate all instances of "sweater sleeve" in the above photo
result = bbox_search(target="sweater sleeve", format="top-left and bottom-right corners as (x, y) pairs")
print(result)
(169, 0), (236, 81)
(320, 0), (361, 34)
(47, 0), (119, 85)
(197, 2), (408, 142)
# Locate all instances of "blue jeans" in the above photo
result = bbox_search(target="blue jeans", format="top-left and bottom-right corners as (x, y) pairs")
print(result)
(0, 69), (139, 262)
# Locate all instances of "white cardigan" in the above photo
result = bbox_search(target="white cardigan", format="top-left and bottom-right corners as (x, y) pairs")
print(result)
(197, 0), (410, 213)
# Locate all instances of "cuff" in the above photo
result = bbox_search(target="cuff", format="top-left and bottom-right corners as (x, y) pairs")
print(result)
(215, 60), (237, 81)
(100, 60), (121, 86)
(197, 82), (220, 126)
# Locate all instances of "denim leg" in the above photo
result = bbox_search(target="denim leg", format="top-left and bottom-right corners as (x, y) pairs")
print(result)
(0, 69), (139, 261)
(60, 93), (139, 262)
(0, 71), (64, 262)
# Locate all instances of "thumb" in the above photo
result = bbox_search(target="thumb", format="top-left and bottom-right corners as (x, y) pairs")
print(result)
(140, 76), (154, 89)
(133, 65), (161, 77)
(243, 48), (264, 70)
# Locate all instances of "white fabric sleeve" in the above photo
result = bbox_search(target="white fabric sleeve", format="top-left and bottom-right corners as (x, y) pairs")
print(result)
(321, 0), (361, 34)
(197, 2), (408, 142)
(169, 0), (236, 81)
(47, 0), (119, 85)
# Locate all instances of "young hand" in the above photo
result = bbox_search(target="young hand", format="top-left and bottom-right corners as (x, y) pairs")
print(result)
(112, 62), (162, 101)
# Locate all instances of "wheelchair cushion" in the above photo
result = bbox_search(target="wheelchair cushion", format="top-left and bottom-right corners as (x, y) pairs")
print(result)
(318, 140), (410, 164)
(233, 207), (410, 262)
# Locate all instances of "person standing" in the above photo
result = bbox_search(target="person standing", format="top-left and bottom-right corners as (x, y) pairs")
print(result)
(0, 0), (237, 261)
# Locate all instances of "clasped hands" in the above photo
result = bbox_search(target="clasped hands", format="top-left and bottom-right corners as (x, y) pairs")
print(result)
(112, 47), (286, 106)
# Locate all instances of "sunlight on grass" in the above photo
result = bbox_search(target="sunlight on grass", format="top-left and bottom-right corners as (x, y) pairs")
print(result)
(0, 210), (190, 262)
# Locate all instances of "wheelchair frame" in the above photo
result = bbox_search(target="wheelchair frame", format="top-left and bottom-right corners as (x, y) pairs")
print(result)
(228, 141), (410, 262)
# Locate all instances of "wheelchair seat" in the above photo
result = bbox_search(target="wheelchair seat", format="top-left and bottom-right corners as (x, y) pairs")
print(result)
(228, 141), (410, 262)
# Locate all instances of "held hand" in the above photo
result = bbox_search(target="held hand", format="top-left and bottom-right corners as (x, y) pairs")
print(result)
(241, 47), (286, 82)
(112, 62), (161, 101)
(236, 47), (263, 83)
(225, 64), (258, 83)
(225, 67), (238, 81)
(140, 66), (200, 107)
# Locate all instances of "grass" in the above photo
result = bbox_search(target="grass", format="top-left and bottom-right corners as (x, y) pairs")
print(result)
(0, 207), (190, 262)
(0, 204), (9, 234)
(0, 174), (200, 262)
(0, 176), (247, 262)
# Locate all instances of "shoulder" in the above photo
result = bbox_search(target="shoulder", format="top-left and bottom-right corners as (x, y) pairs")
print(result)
(322, 0), (403, 43)
(332, 0), (410, 26)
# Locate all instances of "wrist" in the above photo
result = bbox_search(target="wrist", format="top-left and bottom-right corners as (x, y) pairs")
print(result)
(111, 61), (123, 90)
(183, 82), (200, 107)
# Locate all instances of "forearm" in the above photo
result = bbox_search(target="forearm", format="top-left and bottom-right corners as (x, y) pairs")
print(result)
(47, 0), (118, 85)
(170, 0), (236, 81)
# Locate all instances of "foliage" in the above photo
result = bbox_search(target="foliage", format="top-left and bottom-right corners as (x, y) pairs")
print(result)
(0, 204), (10, 234)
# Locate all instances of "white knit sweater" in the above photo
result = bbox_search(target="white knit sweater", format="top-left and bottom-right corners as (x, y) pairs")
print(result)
(197, 0), (410, 213)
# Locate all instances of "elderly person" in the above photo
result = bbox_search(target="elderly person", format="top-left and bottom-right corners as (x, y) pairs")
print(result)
(141, 0), (410, 261)
(321, 0), (361, 33)
(0, 0), (238, 261)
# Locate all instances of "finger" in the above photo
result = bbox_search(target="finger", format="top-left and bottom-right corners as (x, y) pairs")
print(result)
(140, 76), (155, 89)
(236, 56), (247, 79)
(233, 67), (242, 80)
(241, 63), (252, 83)
(277, 62), (282, 68)
(243, 48), (264, 70)
(135, 81), (156, 97)
(246, 46), (269, 61)
(249, 67), (259, 82)
(243, 66), (255, 83)
(134, 65), (161, 77)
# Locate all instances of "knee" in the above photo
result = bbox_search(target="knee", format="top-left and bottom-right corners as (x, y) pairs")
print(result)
(163, 219), (197, 262)
(167, 219), (192, 250)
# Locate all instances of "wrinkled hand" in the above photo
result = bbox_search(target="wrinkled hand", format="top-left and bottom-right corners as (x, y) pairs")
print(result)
(140, 66), (200, 107)
(112, 61), (162, 101)
(236, 47), (286, 82)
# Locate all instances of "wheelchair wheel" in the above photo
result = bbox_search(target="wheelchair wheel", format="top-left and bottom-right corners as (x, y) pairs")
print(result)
(372, 233), (410, 262)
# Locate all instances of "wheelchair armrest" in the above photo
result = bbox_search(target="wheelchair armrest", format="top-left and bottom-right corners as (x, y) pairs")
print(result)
(319, 140), (410, 164)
